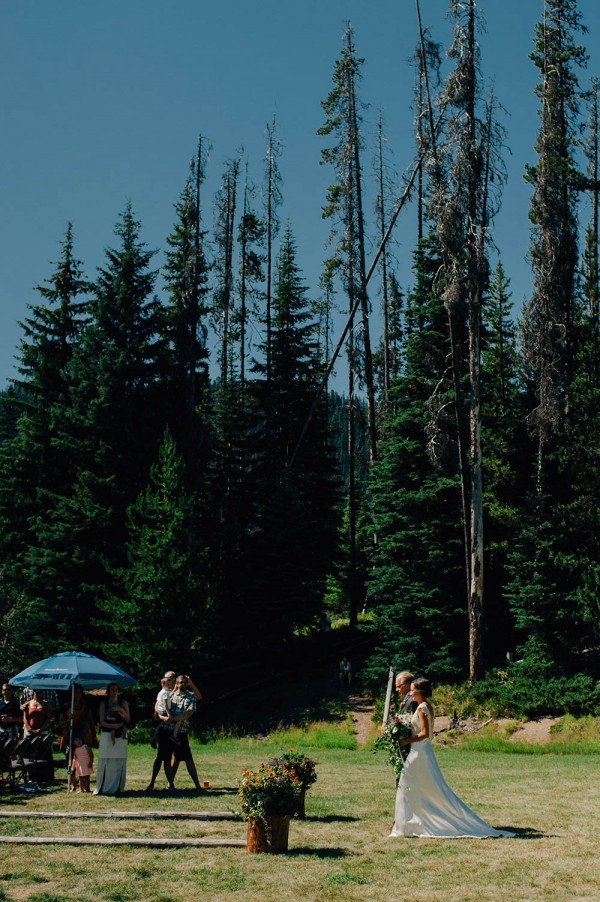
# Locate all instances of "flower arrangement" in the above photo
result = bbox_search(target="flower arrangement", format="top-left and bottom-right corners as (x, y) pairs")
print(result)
(271, 750), (317, 788)
(238, 762), (301, 822)
(266, 750), (318, 818)
(373, 713), (413, 779)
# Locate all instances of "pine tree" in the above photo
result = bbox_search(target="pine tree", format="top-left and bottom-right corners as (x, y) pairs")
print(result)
(480, 262), (528, 662)
(0, 226), (89, 658)
(213, 156), (240, 387)
(507, 0), (598, 670)
(0, 225), (89, 568)
(103, 430), (203, 689)
(247, 227), (340, 644)
(263, 118), (283, 387)
(428, 0), (506, 678)
(523, 0), (587, 485)
(237, 170), (265, 387)
(24, 205), (166, 650)
(319, 21), (377, 464)
(365, 235), (465, 686)
(163, 141), (211, 480)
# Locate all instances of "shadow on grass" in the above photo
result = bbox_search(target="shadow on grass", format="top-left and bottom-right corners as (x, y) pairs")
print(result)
(286, 846), (348, 858)
(501, 826), (549, 839)
(126, 788), (224, 799)
(303, 815), (360, 823)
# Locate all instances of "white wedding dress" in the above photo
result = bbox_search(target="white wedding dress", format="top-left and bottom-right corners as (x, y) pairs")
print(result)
(390, 702), (513, 838)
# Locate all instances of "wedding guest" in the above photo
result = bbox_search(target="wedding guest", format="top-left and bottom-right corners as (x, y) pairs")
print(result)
(152, 674), (181, 747)
(0, 684), (22, 738)
(20, 687), (59, 709)
(70, 735), (94, 792)
(339, 656), (352, 688)
(60, 684), (96, 754)
(168, 675), (202, 791)
(147, 672), (178, 792)
(22, 689), (52, 735)
(94, 683), (130, 795)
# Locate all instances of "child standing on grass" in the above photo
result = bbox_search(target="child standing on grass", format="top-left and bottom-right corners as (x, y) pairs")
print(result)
(71, 736), (94, 792)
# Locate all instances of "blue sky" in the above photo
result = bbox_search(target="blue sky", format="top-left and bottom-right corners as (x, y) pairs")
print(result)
(2, 0), (600, 389)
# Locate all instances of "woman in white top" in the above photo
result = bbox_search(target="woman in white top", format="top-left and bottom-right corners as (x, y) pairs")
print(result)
(94, 683), (130, 795)
(390, 677), (513, 838)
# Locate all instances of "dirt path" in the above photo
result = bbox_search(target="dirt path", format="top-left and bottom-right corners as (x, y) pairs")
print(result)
(345, 692), (375, 747)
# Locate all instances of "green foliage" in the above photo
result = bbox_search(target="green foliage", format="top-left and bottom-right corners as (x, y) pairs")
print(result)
(470, 665), (600, 719)
(101, 429), (205, 690)
(363, 236), (466, 686)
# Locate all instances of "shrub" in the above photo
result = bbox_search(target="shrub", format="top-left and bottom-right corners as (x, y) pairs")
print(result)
(471, 667), (600, 719)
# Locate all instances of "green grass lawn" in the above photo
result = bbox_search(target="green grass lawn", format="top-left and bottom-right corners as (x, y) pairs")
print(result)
(1, 733), (599, 902)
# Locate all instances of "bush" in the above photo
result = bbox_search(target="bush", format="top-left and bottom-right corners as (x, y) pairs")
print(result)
(471, 667), (600, 719)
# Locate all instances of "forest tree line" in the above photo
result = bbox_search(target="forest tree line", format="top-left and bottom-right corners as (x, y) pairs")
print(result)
(0, 0), (599, 696)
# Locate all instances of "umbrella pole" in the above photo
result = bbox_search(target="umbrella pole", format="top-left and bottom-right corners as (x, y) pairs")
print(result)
(67, 684), (75, 792)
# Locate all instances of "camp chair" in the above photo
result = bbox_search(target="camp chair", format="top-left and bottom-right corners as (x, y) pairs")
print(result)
(23, 732), (56, 784)
(0, 734), (29, 790)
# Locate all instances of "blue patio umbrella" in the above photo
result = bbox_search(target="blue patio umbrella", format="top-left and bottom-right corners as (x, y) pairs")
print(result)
(10, 650), (137, 692)
(10, 651), (137, 789)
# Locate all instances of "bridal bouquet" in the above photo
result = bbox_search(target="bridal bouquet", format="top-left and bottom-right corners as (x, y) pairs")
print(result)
(373, 713), (413, 779)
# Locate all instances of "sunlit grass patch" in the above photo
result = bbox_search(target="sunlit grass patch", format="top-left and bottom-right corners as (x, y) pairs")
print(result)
(549, 713), (600, 742)
(271, 718), (357, 749)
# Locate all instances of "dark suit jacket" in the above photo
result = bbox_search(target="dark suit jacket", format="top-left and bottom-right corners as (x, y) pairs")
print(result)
(399, 691), (419, 717)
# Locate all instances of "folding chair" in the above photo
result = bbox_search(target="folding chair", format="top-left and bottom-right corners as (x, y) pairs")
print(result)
(23, 732), (56, 784)
(0, 734), (30, 790)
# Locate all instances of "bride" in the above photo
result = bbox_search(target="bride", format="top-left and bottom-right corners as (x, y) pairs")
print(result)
(390, 677), (513, 838)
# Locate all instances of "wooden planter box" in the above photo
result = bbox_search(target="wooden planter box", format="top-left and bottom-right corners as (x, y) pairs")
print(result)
(246, 815), (290, 853)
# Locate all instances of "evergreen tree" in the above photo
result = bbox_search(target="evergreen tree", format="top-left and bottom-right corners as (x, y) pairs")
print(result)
(24, 205), (166, 650)
(0, 225), (89, 569)
(365, 235), (465, 686)
(213, 156), (240, 387)
(237, 171), (265, 387)
(507, 0), (598, 670)
(319, 21), (377, 464)
(428, 0), (506, 678)
(103, 430), (203, 689)
(523, 0), (587, 483)
(263, 117), (283, 388)
(163, 141), (211, 480)
(480, 262), (528, 662)
(0, 226), (89, 659)
(247, 227), (340, 644)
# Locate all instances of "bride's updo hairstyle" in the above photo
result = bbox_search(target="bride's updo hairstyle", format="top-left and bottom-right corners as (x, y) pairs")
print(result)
(412, 677), (432, 698)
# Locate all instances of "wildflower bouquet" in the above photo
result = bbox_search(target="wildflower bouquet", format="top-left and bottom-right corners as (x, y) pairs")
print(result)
(373, 713), (413, 779)
(238, 762), (301, 821)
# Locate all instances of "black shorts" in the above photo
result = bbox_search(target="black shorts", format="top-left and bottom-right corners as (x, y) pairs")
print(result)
(155, 727), (175, 762)
(155, 729), (193, 763)
(171, 734), (192, 763)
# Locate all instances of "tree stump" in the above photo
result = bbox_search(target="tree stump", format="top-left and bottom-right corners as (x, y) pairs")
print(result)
(246, 815), (290, 853)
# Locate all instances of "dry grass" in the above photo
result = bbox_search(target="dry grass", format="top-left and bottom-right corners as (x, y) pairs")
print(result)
(0, 738), (599, 901)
